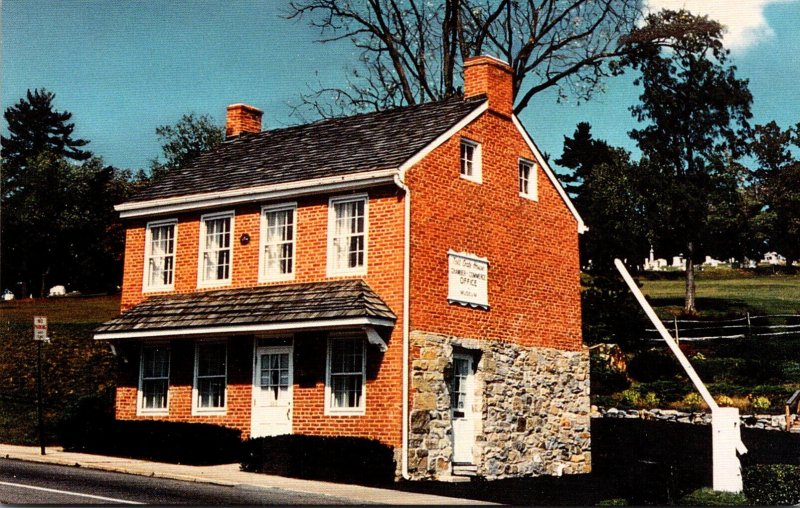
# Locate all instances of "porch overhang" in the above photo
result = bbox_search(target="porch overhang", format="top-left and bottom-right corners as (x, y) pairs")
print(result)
(94, 279), (396, 341)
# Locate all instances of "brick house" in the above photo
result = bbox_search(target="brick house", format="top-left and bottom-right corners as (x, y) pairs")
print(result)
(95, 55), (590, 480)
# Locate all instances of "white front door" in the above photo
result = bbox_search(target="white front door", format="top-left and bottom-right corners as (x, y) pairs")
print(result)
(251, 345), (293, 438)
(451, 353), (476, 464)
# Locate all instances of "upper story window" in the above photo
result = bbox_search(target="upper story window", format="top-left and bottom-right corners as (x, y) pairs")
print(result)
(325, 335), (366, 415)
(328, 195), (367, 276)
(518, 158), (538, 200)
(144, 220), (176, 292)
(198, 211), (233, 287)
(260, 204), (296, 282)
(138, 343), (170, 414)
(193, 341), (227, 414)
(460, 138), (482, 183)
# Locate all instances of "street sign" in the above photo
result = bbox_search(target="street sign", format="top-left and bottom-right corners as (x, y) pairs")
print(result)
(33, 316), (48, 342)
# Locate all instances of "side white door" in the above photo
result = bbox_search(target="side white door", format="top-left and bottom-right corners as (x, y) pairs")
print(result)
(451, 353), (476, 464)
(251, 345), (293, 438)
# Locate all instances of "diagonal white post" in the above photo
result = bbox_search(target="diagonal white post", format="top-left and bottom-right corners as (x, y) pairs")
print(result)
(614, 259), (747, 492)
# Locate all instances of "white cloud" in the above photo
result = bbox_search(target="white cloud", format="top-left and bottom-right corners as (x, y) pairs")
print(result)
(643, 0), (798, 52)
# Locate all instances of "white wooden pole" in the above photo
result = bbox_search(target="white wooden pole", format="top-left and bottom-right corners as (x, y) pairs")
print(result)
(614, 259), (718, 410)
(613, 258), (747, 492)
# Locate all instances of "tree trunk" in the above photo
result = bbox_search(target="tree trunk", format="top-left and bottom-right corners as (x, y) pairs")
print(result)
(684, 241), (696, 314)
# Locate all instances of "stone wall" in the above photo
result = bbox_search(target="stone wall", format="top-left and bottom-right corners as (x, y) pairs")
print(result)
(594, 406), (800, 432)
(407, 331), (591, 480)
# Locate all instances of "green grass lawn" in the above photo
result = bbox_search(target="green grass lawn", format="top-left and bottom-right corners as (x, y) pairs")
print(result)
(0, 295), (120, 445)
(640, 274), (800, 317)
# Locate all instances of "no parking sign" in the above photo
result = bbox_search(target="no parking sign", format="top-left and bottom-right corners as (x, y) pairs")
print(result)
(33, 316), (48, 342)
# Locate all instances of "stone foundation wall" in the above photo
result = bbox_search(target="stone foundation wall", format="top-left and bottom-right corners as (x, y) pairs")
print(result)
(407, 331), (591, 480)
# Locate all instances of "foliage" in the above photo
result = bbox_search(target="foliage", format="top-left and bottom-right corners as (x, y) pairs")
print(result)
(751, 396), (771, 412)
(287, 0), (642, 117)
(681, 392), (704, 410)
(241, 434), (396, 485)
(750, 121), (800, 268)
(627, 349), (681, 383)
(714, 394), (733, 407)
(620, 10), (753, 313)
(149, 112), (224, 180)
(677, 488), (748, 506)
(743, 465), (800, 505)
(581, 272), (646, 346)
(62, 419), (242, 465)
(1, 90), (142, 295)
(590, 352), (630, 396)
(596, 499), (627, 506)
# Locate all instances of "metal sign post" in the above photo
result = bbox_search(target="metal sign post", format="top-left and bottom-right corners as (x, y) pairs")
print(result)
(33, 316), (49, 456)
(614, 259), (747, 492)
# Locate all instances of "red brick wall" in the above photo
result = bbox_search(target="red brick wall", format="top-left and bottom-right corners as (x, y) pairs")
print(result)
(116, 187), (405, 445)
(226, 104), (263, 137)
(405, 111), (583, 351)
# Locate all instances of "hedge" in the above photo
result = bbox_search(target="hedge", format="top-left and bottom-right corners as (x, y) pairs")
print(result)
(241, 434), (395, 485)
(743, 464), (800, 505)
(60, 415), (242, 465)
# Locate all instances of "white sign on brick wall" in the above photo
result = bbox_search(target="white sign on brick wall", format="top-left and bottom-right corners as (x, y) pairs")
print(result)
(447, 250), (489, 309)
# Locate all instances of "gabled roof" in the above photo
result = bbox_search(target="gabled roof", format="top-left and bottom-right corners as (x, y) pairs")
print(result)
(94, 279), (396, 340)
(129, 95), (488, 203)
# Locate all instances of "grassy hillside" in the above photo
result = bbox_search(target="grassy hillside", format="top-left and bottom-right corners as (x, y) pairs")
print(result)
(641, 273), (800, 317)
(595, 270), (800, 412)
(0, 295), (120, 444)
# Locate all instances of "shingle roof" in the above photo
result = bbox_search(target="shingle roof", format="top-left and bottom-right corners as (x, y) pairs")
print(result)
(94, 279), (396, 336)
(130, 95), (486, 203)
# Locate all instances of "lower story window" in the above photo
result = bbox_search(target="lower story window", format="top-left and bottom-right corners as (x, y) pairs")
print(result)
(140, 344), (169, 413)
(326, 335), (366, 414)
(195, 342), (227, 411)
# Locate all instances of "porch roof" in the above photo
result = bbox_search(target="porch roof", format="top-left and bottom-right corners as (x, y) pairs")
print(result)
(94, 279), (396, 340)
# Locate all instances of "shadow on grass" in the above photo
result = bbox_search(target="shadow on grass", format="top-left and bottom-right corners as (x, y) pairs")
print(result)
(648, 296), (755, 317)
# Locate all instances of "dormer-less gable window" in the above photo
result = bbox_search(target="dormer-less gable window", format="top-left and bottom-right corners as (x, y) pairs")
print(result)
(327, 195), (368, 276)
(518, 158), (538, 200)
(460, 138), (482, 183)
(198, 211), (234, 287)
(144, 219), (177, 292)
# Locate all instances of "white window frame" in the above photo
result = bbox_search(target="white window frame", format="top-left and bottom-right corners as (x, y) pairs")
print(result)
(460, 138), (482, 183)
(197, 211), (234, 288)
(324, 334), (366, 416)
(258, 203), (297, 283)
(192, 340), (228, 415)
(137, 342), (170, 416)
(518, 158), (538, 201)
(143, 219), (177, 293)
(326, 194), (368, 276)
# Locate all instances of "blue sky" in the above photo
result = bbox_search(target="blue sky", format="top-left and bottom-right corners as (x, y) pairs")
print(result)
(3, 0), (800, 173)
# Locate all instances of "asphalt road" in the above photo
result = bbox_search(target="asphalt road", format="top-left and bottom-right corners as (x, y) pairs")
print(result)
(0, 459), (359, 505)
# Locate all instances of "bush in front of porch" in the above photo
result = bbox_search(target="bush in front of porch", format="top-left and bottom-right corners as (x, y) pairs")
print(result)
(241, 435), (396, 485)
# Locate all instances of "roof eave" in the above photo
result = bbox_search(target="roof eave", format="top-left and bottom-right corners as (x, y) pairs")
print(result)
(93, 316), (396, 340)
(115, 169), (399, 219)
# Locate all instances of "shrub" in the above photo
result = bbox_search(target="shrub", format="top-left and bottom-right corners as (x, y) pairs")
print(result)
(619, 388), (640, 407)
(61, 419), (242, 465)
(751, 396), (771, 412)
(743, 464), (800, 505)
(641, 392), (661, 409)
(597, 498), (627, 506)
(627, 350), (681, 383)
(678, 488), (748, 506)
(681, 392), (704, 410)
(241, 434), (396, 486)
(715, 395), (734, 407)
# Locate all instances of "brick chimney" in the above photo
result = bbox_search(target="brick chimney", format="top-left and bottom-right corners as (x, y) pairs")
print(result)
(226, 103), (263, 138)
(463, 55), (514, 118)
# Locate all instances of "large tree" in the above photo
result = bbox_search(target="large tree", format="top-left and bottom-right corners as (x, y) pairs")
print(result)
(620, 9), (753, 313)
(149, 113), (224, 180)
(287, 0), (643, 116)
(1, 90), (137, 295)
(750, 121), (800, 268)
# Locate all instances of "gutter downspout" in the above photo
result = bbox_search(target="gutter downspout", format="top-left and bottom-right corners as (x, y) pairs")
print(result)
(394, 173), (412, 480)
